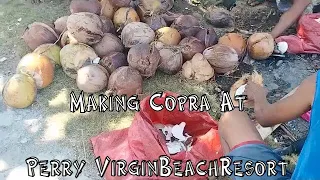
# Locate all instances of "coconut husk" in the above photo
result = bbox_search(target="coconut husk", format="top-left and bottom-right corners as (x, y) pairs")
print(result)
(54, 16), (68, 35)
(229, 70), (264, 107)
(70, 0), (102, 14)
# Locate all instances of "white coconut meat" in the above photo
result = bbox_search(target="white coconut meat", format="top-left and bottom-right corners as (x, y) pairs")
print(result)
(277, 41), (288, 54)
(235, 84), (247, 96)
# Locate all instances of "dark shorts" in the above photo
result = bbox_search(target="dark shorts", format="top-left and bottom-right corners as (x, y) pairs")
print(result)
(226, 141), (292, 180)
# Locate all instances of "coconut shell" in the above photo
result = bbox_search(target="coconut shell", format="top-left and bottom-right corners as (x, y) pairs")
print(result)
(156, 27), (181, 46)
(145, 15), (167, 31)
(22, 22), (59, 51)
(179, 37), (205, 61)
(195, 27), (218, 48)
(67, 12), (104, 45)
(219, 33), (246, 57)
(203, 44), (239, 74)
(121, 22), (155, 48)
(247, 33), (274, 60)
(171, 15), (201, 38)
(93, 33), (124, 57)
(100, 0), (116, 19)
(70, 0), (102, 14)
(229, 71), (263, 107)
(100, 52), (128, 74)
(34, 43), (61, 66)
(136, 4), (149, 22)
(110, 0), (131, 7)
(60, 43), (98, 79)
(113, 7), (140, 29)
(182, 53), (214, 82)
(127, 43), (161, 77)
(2, 73), (37, 109)
(16, 53), (55, 89)
(162, 11), (183, 26)
(107, 66), (143, 96)
(54, 16), (68, 35)
(156, 45), (183, 75)
(100, 16), (116, 34)
(77, 64), (109, 93)
(205, 7), (234, 28)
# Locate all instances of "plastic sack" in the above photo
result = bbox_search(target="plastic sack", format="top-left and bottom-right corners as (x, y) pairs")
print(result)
(91, 91), (223, 180)
(301, 110), (311, 122)
(276, 13), (320, 54)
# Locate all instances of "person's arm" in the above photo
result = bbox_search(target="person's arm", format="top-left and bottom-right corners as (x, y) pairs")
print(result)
(271, 0), (311, 38)
(244, 73), (316, 127)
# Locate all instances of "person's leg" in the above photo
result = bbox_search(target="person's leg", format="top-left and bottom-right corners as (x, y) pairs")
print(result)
(219, 108), (264, 154)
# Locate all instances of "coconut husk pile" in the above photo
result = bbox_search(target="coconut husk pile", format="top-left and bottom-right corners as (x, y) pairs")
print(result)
(3, 0), (271, 109)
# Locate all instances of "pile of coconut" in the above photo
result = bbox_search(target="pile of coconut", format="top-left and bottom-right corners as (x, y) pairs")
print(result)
(2, 0), (275, 109)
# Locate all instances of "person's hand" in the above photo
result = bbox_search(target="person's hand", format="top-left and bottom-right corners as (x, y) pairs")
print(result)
(243, 80), (268, 106)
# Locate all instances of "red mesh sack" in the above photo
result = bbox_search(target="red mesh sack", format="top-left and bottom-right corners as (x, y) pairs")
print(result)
(91, 91), (223, 179)
(276, 13), (320, 54)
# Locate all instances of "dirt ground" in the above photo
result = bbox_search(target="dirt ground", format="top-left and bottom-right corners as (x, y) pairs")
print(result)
(0, 0), (316, 179)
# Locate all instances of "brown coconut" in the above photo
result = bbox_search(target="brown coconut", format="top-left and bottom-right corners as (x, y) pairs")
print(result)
(162, 11), (183, 26)
(2, 73), (37, 109)
(219, 33), (246, 57)
(156, 27), (181, 46)
(179, 37), (205, 61)
(205, 7), (234, 28)
(77, 64), (109, 93)
(100, 0), (116, 19)
(34, 44), (61, 66)
(60, 43), (98, 79)
(110, 0), (131, 7)
(144, 15), (167, 31)
(155, 42), (183, 75)
(107, 66), (143, 96)
(100, 16), (116, 34)
(54, 16), (68, 35)
(93, 33), (124, 57)
(203, 44), (239, 74)
(70, 0), (102, 14)
(16, 53), (55, 89)
(99, 52), (128, 74)
(229, 70), (263, 107)
(113, 7), (140, 29)
(195, 27), (218, 48)
(247, 33), (274, 60)
(140, 0), (174, 15)
(127, 43), (161, 77)
(22, 22), (59, 51)
(67, 12), (104, 45)
(182, 53), (214, 82)
(121, 22), (155, 48)
(171, 15), (201, 38)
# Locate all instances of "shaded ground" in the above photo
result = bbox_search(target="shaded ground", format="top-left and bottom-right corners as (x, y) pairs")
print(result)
(0, 0), (317, 179)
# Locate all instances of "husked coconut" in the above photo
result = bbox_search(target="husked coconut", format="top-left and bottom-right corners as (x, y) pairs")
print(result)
(162, 11), (182, 26)
(113, 7), (140, 29)
(179, 37), (205, 61)
(171, 15), (201, 38)
(127, 43), (160, 77)
(107, 66), (143, 96)
(140, 0), (174, 15)
(182, 53), (214, 82)
(219, 33), (246, 56)
(54, 16), (68, 35)
(93, 33), (124, 57)
(2, 73), (37, 109)
(70, 0), (101, 14)
(121, 22), (155, 48)
(60, 43), (98, 79)
(16, 53), (55, 89)
(99, 52), (128, 74)
(100, 16), (116, 34)
(156, 27), (181, 46)
(247, 33), (274, 60)
(203, 44), (239, 74)
(34, 44), (61, 66)
(205, 7), (234, 28)
(229, 70), (263, 107)
(195, 27), (218, 48)
(60, 31), (78, 47)
(155, 42), (183, 75)
(145, 15), (167, 31)
(110, 0), (131, 7)
(77, 64), (109, 93)
(22, 22), (59, 51)
(100, 0), (116, 19)
(67, 12), (104, 45)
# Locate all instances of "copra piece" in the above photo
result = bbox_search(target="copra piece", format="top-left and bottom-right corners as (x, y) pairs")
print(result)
(154, 122), (193, 154)
(235, 84), (247, 96)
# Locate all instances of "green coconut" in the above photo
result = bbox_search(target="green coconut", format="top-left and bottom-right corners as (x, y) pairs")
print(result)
(34, 44), (61, 66)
